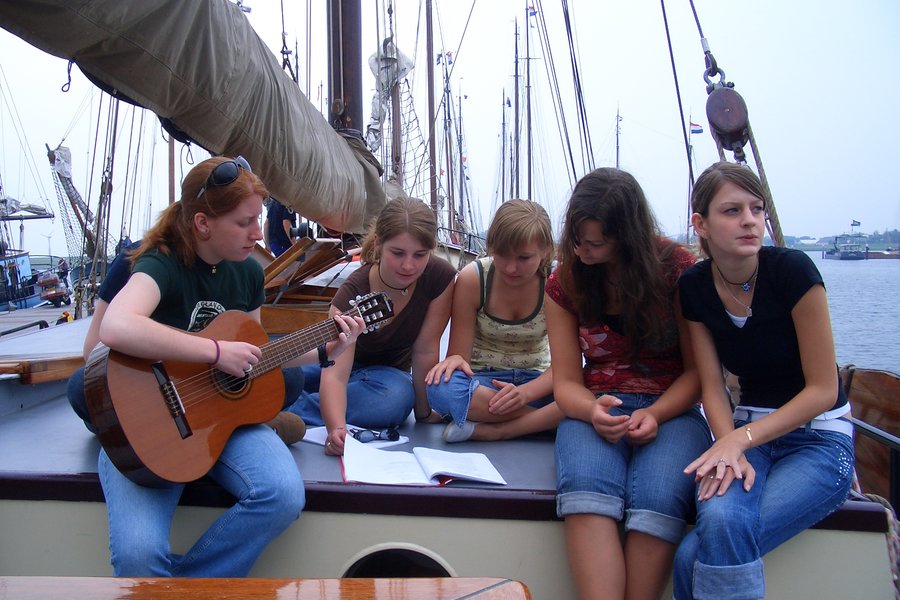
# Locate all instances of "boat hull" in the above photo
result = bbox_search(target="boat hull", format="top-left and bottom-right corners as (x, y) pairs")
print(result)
(0, 497), (893, 599)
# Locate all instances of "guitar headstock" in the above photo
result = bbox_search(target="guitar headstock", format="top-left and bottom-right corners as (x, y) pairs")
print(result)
(349, 292), (394, 333)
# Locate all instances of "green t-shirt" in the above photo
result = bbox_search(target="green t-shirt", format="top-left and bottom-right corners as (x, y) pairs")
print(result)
(133, 249), (264, 332)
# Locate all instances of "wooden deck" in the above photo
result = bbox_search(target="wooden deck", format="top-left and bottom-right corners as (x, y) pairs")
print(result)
(0, 576), (531, 599)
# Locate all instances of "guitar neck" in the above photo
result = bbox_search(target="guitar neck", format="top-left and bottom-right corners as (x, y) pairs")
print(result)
(258, 319), (339, 373)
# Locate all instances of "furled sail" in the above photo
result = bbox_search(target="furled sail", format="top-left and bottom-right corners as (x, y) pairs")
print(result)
(0, 0), (384, 233)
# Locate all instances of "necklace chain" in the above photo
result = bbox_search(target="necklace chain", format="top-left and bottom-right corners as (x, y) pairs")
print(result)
(715, 264), (755, 317)
(377, 263), (409, 296)
(714, 262), (758, 292)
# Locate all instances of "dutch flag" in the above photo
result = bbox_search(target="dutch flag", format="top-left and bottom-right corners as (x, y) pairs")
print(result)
(690, 122), (704, 135)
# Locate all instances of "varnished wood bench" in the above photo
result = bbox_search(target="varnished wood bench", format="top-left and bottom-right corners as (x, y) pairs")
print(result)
(0, 576), (531, 599)
(841, 365), (900, 509)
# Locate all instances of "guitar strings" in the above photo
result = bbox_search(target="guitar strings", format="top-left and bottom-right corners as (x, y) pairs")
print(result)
(172, 320), (341, 409)
(167, 294), (387, 409)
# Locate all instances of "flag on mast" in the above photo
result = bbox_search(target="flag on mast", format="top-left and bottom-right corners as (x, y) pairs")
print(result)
(690, 122), (704, 135)
(851, 219), (861, 227)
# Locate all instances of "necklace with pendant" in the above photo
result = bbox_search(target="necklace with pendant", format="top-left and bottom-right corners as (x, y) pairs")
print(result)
(714, 261), (758, 292)
(715, 264), (756, 317)
(378, 263), (409, 296)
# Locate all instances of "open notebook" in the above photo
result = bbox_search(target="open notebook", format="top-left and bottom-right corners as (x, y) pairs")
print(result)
(340, 435), (507, 486)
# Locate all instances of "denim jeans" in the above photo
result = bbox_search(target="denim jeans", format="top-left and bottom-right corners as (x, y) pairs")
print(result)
(672, 424), (855, 600)
(67, 366), (95, 433)
(427, 368), (552, 427)
(287, 363), (414, 428)
(68, 365), (305, 434)
(98, 424), (304, 577)
(556, 394), (711, 544)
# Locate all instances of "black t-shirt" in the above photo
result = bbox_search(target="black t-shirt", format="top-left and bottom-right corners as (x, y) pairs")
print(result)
(680, 246), (847, 410)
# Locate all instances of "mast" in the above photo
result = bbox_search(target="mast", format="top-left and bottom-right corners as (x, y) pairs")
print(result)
(426, 0), (438, 214)
(327, 0), (363, 135)
(500, 89), (507, 203)
(525, 4), (532, 201)
(168, 135), (175, 205)
(457, 87), (465, 236)
(441, 58), (455, 236)
(513, 20), (520, 199)
(615, 108), (622, 169)
(390, 61), (403, 183)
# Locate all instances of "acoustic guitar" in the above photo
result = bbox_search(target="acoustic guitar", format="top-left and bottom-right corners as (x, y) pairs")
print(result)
(85, 292), (392, 487)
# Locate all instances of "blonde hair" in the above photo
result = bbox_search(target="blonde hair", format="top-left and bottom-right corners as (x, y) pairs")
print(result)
(487, 199), (555, 275)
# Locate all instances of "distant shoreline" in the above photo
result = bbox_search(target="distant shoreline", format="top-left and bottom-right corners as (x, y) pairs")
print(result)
(795, 243), (895, 252)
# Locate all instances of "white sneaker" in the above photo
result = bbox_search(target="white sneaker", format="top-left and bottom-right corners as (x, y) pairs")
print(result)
(442, 420), (476, 443)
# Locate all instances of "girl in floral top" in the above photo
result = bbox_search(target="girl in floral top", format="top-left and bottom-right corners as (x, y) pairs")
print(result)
(545, 168), (711, 599)
(426, 200), (558, 442)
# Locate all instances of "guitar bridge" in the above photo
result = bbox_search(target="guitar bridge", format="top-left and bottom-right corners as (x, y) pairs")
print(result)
(151, 361), (192, 439)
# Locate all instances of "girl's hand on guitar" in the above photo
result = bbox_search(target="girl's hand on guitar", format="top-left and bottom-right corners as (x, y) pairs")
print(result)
(325, 314), (365, 360)
(215, 339), (263, 378)
(324, 426), (347, 456)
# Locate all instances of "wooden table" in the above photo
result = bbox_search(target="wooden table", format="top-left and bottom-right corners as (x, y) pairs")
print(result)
(0, 576), (531, 599)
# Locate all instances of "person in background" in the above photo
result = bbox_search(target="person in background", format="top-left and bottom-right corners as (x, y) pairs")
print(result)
(426, 199), (560, 442)
(95, 155), (363, 577)
(67, 240), (308, 444)
(264, 197), (298, 257)
(674, 162), (854, 600)
(57, 256), (69, 288)
(544, 167), (710, 599)
(287, 197), (454, 455)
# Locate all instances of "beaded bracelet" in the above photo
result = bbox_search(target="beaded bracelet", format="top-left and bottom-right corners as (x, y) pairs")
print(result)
(211, 339), (221, 366)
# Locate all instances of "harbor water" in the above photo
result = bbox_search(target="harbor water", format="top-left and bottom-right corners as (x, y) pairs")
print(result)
(810, 251), (900, 374)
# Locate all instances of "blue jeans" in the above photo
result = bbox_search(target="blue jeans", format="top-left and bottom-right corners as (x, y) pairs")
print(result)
(67, 366), (95, 433)
(673, 424), (855, 600)
(427, 368), (552, 427)
(287, 363), (414, 428)
(98, 424), (304, 577)
(556, 394), (711, 544)
(68, 365), (305, 434)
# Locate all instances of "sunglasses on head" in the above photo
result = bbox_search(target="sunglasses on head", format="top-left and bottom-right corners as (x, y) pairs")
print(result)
(348, 427), (401, 443)
(196, 155), (252, 199)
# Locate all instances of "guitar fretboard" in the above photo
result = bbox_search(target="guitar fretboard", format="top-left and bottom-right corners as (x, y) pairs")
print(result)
(257, 318), (340, 374)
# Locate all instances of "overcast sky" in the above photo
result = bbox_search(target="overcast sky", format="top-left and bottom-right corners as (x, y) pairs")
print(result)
(2, 0), (899, 258)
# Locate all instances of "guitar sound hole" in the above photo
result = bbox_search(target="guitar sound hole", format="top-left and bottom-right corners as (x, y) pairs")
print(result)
(212, 370), (250, 398)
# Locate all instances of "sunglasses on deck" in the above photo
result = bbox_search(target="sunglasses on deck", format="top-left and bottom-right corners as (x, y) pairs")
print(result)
(196, 155), (252, 199)
(348, 427), (401, 443)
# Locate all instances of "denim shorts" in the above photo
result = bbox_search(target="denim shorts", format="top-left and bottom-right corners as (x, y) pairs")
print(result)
(427, 368), (552, 427)
(555, 393), (711, 544)
(287, 363), (414, 428)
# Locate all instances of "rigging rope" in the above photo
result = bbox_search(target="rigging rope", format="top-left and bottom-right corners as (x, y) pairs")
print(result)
(659, 0), (694, 187)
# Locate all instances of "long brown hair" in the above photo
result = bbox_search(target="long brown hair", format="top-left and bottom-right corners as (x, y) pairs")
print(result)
(557, 168), (677, 356)
(130, 156), (268, 266)
(359, 197), (437, 264)
(487, 199), (555, 276)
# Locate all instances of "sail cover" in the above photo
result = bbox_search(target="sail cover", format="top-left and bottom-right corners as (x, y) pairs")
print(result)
(0, 0), (383, 233)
